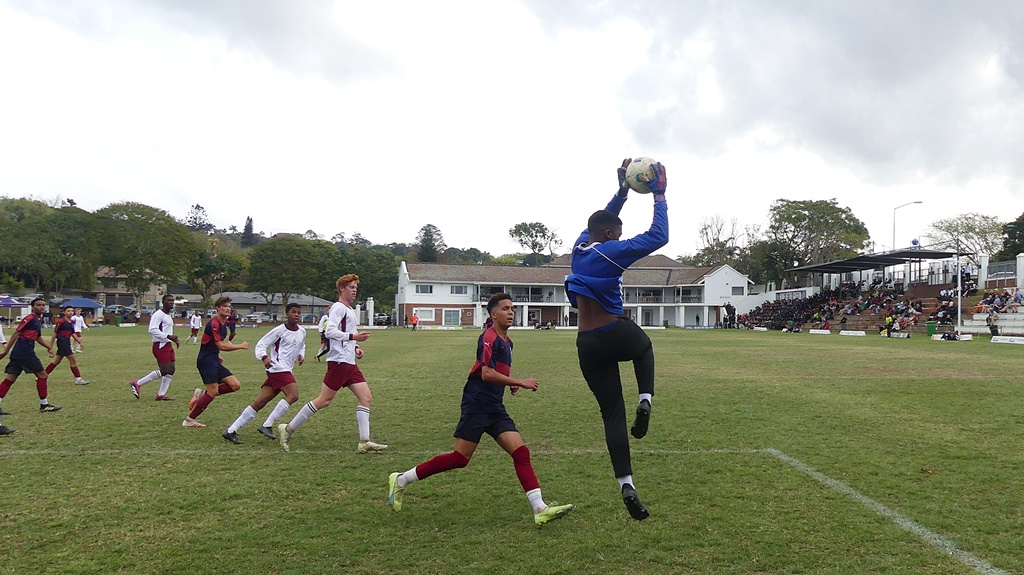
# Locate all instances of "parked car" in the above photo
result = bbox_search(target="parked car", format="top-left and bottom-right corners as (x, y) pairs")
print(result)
(300, 313), (317, 324)
(103, 304), (129, 315)
(244, 312), (273, 323)
(373, 312), (390, 325)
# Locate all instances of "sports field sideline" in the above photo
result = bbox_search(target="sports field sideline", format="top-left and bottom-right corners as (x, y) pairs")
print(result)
(1, 326), (1021, 574)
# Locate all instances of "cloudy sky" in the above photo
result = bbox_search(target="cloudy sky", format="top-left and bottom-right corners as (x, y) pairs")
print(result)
(3, 0), (1024, 260)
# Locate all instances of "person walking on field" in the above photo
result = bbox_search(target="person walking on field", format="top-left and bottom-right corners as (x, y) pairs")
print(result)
(387, 292), (573, 526)
(222, 302), (306, 444)
(188, 310), (203, 344)
(130, 294), (180, 401)
(564, 158), (668, 521)
(410, 313), (419, 331)
(45, 305), (90, 385)
(72, 308), (88, 352)
(278, 274), (387, 453)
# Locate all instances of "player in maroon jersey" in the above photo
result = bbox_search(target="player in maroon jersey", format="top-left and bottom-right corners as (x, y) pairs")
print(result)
(0, 298), (62, 436)
(45, 305), (90, 385)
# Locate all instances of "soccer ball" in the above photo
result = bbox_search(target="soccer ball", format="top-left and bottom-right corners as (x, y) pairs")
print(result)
(624, 157), (659, 194)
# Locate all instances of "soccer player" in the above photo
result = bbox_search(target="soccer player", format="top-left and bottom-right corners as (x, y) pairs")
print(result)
(0, 298), (63, 436)
(45, 305), (90, 385)
(277, 274), (386, 453)
(387, 293), (574, 526)
(72, 308), (88, 352)
(314, 312), (329, 363)
(183, 296), (248, 428)
(222, 302), (306, 444)
(188, 310), (203, 344)
(226, 309), (238, 341)
(563, 158), (668, 520)
(130, 294), (180, 401)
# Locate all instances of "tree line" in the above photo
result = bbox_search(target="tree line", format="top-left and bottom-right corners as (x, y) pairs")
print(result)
(0, 197), (567, 311)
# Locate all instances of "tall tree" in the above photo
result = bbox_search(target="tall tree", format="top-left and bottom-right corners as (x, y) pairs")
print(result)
(679, 216), (756, 271)
(187, 237), (247, 305)
(766, 199), (869, 271)
(993, 212), (1024, 262)
(415, 224), (446, 262)
(92, 202), (195, 305)
(247, 236), (319, 311)
(509, 222), (562, 264)
(240, 216), (257, 247)
(923, 213), (1004, 267)
(184, 204), (215, 233)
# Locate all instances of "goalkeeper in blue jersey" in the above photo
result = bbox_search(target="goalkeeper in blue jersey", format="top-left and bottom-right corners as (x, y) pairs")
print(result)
(564, 158), (668, 521)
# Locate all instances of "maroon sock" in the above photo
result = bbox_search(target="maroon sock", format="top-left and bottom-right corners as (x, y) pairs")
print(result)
(189, 393), (215, 418)
(45, 363), (55, 374)
(218, 383), (235, 395)
(511, 445), (540, 492)
(415, 451), (469, 480)
(71, 366), (81, 378)
(36, 378), (48, 399)
(0, 379), (12, 398)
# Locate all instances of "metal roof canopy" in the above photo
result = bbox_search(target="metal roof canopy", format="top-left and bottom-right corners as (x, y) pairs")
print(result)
(787, 249), (965, 275)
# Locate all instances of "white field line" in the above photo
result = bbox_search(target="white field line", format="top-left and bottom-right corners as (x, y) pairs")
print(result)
(764, 448), (1009, 575)
(0, 445), (1009, 574)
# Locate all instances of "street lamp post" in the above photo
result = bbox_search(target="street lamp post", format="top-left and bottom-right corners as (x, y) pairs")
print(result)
(892, 201), (923, 252)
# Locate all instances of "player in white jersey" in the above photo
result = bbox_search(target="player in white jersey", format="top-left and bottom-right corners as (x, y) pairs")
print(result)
(188, 310), (203, 343)
(222, 302), (307, 444)
(72, 309), (88, 352)
(129, 294), (180, 401)
(278, 274), (387, 453)
(314, 313), (330, 362)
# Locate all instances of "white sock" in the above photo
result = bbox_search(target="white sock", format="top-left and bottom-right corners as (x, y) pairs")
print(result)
(616, 475), (635, 489)
(228, 406), (257, 433)
(639, 393), (652, 405)
(526, 488), (547, 513)
(356, 405), (370, 441)
(137, 370), (161, 387)
(288, 401), (318, 432)
(157, 375), (172, 396)
(262, 399), (291, 428)
(397, 468), (419, 488)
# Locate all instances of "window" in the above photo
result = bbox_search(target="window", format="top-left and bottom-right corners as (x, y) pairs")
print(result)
(731, 286), (744, 296)
(450, 285), (468, 295)
(443, 309), (461, 325)
(413, 308), (435, 321)
(415, 285), (433, 294)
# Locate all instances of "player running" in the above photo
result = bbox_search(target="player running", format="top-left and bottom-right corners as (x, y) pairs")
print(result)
(45, 305), (90, 385)
(0, 298), (63, 436)
(564, 158), (668, 520)
(277, 274), (386, 453)
(130, 294), (180, 401)
(387, 293), (573, 526)
(222, 302), (306, 444)
(183, 296), (248, 428)
(188, 310), (203, 344)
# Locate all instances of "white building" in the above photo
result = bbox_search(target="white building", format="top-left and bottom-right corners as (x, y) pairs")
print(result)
(394, 255), (753, 328)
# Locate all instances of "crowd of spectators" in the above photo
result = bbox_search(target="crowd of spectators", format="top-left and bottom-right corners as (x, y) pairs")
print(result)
(973, 288), (1021, 314)
(737, 280), (941, 332)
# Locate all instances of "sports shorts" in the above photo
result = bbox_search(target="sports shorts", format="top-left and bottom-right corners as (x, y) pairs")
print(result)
(4, 354), (45, 376)
(56, 338), (74, 357)
(323, 361), (366, 391)
(198, 361), (233, 385)
(454, 411), (518, 443)
(152, 342), (175, 363)
(262, 371), (297, 391)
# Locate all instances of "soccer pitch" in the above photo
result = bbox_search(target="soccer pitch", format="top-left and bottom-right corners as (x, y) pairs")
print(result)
(1, 327), (1021, 574)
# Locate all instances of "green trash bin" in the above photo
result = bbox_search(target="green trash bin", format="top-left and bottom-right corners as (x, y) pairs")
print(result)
(925, 321), (938, 335)
(114, 316), (122, 326)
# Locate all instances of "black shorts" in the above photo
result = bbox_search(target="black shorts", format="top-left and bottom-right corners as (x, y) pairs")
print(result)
(5, 354), (45, 376)
(454, 411), (518, 443)
(198, 361), (233, 385)
(56, 338), (74, 357)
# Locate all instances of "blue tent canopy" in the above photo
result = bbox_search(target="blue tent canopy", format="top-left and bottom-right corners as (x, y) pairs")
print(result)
(60, 298), (104, 309)
(0, 295), (23, 308)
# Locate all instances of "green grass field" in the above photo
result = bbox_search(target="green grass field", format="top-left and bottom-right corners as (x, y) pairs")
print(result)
(1, 326), (1021, 574)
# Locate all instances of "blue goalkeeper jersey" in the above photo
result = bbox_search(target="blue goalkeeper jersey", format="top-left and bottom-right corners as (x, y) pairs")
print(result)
(565, 195), (669, 315)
